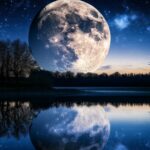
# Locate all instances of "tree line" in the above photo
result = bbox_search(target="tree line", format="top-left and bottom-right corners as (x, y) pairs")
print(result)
(0, 39), (149, 87)
(0, 39), (38, 78)
(30, 70), (150, 87)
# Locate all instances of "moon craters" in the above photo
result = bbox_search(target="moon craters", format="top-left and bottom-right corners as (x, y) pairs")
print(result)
(29, 0), (111, 73)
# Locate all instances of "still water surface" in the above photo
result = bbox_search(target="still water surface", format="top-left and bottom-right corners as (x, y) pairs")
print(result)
(0, 99), (150, 150)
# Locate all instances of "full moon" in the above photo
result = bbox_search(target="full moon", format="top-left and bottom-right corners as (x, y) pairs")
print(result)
(30, 105), (110, 150)
(29, 0), (111, 73)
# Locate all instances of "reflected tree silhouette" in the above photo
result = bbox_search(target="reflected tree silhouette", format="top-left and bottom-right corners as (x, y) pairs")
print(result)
(0, 101), (37, 139)
(0, 99), (149, 140)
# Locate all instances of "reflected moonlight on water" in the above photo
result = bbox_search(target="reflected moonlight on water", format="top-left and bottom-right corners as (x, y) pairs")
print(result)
(30, 105), (110, 150)
(29, 0), (111, 73)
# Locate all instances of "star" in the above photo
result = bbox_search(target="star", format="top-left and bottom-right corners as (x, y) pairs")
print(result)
(4, 18), (8, 22)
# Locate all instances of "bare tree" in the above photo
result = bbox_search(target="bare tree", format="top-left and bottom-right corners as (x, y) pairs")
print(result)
(12, 40), (38, 77)
(5, 41), (12, 78)
(0, 39), (39, 78)
(0, 41), (7, 78)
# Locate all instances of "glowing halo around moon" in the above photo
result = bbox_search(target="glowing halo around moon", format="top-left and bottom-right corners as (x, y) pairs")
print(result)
(29, 0), (111, 73)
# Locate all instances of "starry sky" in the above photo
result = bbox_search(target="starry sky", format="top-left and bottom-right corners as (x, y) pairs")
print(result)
(0, 0), (150, 74)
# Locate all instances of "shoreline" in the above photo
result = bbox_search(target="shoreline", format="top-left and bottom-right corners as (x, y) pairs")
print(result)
(0, 87), (150, 100)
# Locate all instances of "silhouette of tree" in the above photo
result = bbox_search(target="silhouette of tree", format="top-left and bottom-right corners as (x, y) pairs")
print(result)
(0, 39), (150, 87)
(0, 41), (7, 78)
(12, 39), (38, 77)
(5, 40), (12, 78)
(64, 71), (74, 78)
(0, 101), (37, 139)
(0, 39), (39, 78)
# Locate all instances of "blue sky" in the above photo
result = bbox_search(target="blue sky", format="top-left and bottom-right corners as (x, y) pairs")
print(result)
(0, 0), (150, 74)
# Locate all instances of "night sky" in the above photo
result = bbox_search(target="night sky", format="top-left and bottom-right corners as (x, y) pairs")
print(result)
(0, 0), (150, 74)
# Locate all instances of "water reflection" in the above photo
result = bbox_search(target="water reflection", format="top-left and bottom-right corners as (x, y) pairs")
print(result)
(104, 104), (150, 150)
(0, 101), (36, 139)
(0, 100), (150, 150)
(30, 105), (110, 150)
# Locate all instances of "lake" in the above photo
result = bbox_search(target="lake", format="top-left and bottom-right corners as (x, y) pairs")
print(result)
(0, 98), (150, 150)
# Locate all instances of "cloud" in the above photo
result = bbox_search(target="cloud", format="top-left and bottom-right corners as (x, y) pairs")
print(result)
(113, 13), (138, 30)
(114, 15), (130, 30)
(125, 65), (133, 67)
(104, 143), (128, 150)
(115, 144), (128, 150)
(100, 65), (112, 70)
(147, 26), (150, 32)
